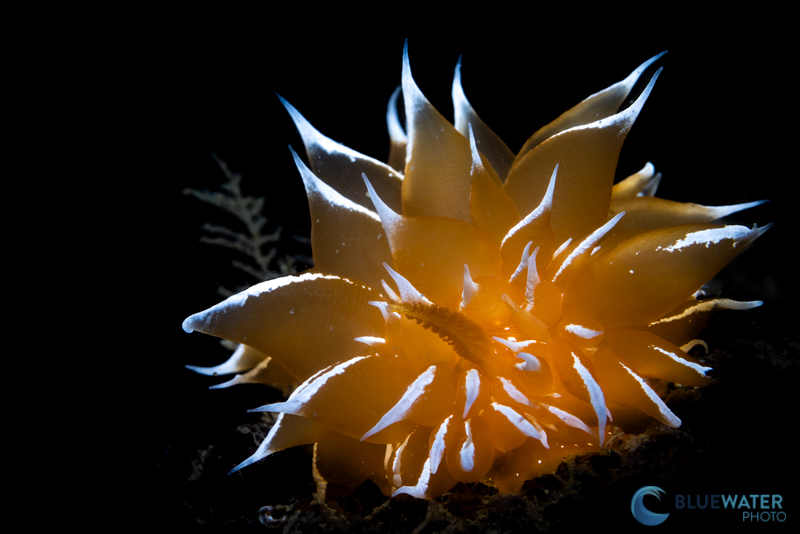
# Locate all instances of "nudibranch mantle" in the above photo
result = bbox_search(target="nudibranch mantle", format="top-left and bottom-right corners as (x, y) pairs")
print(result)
(184, 43), (770, 500)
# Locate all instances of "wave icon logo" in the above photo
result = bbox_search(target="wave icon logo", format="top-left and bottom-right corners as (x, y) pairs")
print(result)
(631, 486), (670, 526)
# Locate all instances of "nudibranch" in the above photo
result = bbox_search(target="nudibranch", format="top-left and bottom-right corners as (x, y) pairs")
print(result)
(183, 43), (770, 500)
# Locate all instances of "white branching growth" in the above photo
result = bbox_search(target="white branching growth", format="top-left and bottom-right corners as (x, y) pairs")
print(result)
(184, 154), (312, 295)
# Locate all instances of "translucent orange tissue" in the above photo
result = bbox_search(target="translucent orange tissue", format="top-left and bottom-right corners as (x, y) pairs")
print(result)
(183, 42), (769, 500)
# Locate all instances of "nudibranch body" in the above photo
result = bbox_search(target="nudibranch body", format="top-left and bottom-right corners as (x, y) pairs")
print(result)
(183, 43), (769, 499)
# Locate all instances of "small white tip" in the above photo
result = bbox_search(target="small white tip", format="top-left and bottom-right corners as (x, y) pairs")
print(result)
(181, 317), (195, 333)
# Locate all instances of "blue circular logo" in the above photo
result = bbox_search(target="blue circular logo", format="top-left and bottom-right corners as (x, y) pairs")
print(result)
(631, 486), (670, 526)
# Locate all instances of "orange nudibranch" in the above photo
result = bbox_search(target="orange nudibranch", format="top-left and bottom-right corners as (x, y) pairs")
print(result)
(183, 42), (769, 499)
